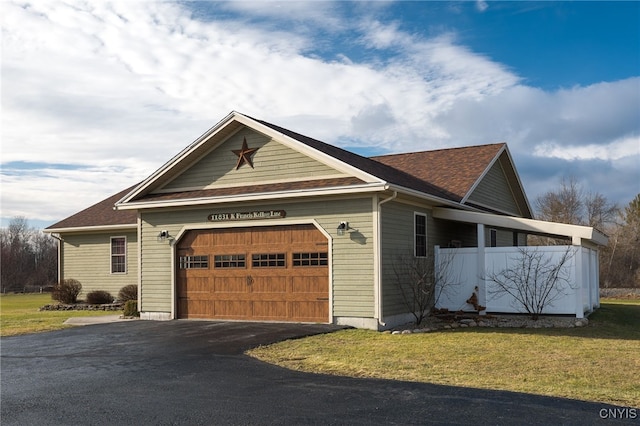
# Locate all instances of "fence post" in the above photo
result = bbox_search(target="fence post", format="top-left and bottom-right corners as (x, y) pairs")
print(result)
(434, 245), (440, 308)
(477, 224), (487, 315)
(574, 246), (584, 318)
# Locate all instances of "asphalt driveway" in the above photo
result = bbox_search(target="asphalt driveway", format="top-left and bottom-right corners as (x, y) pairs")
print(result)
(0, 321), (633, 425)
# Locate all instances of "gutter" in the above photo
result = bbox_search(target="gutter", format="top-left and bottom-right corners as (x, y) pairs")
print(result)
(376, 190), (398, 328)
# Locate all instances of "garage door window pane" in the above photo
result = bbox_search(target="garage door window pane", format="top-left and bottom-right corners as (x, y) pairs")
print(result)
(252, 253), (285, 267)
(180, 255), (209, 269)
(214, 254), (245, 268)
(293, 252), (328, 266)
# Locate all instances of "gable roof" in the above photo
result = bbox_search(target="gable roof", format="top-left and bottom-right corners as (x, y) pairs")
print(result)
(44, 185), (138, 232)
(45, 111), (533, 231)
(372, 143), (533, 218)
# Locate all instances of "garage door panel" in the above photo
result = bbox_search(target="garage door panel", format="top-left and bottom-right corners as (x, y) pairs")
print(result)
(252, 301), (288, 319)
(177, 277), (210, 297)
(290, 301), (328, 322)
(291, 227), (324, 243)
(213, 276), (247, 293)
(214, 300), (250, 318)
(252, 276), (288, 293)
(251, 227), (293, 245)
(180, 299), (211, 318)
(179, 231), (212, 248)
(213, 229), (250, 246)
(291, 275), (329, 294)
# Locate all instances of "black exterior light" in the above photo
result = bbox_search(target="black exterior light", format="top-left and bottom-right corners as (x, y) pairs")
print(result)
(337, 221), (349, 236)
(157, 230), (170, 242)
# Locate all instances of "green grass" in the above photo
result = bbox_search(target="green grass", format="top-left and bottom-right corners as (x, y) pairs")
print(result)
(0, 293), (119, 337)
(248, 299), (640, 408)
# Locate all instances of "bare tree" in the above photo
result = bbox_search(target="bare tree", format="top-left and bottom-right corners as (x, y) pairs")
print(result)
(585, 192), (619, 230)
(486, 247), (576, 319)
(536, 176), (584, 225)
(603, 194), (640, 288)
(392, 249), (459, 325)
(0, 217), (57, 293)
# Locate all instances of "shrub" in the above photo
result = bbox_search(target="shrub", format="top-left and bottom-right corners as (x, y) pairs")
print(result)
(52, 279), (82, 304)
(86, 290), (113, 305)
(118, 284), (138, 302)
(123, 300), (139, 317)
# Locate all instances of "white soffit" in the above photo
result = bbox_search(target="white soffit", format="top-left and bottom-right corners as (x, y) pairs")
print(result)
(432, 207), (608, 246)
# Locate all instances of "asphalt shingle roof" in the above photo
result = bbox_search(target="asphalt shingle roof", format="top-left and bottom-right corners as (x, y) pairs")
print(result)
(371, 143), (505, 201)
(46, 185), (138, 230)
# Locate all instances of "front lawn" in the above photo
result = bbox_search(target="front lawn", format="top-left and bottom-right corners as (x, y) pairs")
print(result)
(247, 299), (640, 408)
(0, 293), (118, 337)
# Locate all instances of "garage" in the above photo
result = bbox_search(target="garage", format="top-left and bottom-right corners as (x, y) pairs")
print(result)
(176, 224), (329, 322)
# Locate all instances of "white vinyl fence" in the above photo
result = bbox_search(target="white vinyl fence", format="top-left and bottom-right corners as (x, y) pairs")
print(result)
(434, 245), (600, 318)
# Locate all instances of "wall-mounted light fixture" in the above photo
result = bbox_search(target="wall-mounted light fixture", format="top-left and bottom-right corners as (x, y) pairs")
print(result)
(336, 221), (349, 236)
(157, 230), (171, 243)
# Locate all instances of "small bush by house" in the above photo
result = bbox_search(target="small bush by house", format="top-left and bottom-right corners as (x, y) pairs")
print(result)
(123, 300), (139, 317)
(85, 290), (114, 305)
(118, 285), (138, 302)
(52, 279), (82, 304)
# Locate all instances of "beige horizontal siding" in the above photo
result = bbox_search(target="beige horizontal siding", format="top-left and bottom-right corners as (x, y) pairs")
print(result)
(140, 197), (375, 317)
(60, 231), (138, 300)
(160, 128), (346, 192)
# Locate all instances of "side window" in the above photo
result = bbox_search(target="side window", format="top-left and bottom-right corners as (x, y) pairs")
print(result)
(414, 213), (427, 258)
(490, 229), (497, 247)
(111, 237), (127, 274)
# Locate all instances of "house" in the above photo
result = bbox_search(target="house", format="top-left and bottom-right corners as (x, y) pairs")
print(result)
(45, 111), (607, 329)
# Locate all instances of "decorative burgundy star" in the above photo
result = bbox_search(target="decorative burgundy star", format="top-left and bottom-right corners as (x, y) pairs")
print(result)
(231, 137), (259, 170)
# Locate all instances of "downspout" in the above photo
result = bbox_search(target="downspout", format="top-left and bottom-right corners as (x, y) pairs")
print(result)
(376, 190), (397, 328)
(50, 233), (64, 284)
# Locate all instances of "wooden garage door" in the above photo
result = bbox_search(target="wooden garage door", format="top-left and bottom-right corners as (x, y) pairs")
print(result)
(176, 224), (329, 322)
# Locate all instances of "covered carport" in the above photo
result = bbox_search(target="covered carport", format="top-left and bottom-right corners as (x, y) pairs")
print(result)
(432, 208), (609, 318)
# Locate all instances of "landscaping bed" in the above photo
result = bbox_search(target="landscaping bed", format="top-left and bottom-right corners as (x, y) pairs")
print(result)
(389, 312), (589, 334)
(39, 303), (124, 311)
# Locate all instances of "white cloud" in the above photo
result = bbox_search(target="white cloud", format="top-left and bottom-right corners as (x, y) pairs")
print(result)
(476, 1), (489, 13)
(1, 0), (638, 227)
(533, 135), (640, 162)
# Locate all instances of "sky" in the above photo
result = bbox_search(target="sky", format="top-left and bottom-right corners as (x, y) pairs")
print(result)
(1, 0), (639, 230)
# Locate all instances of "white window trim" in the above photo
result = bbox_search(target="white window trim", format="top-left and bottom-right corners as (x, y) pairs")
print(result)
(414, 212), (428, 258)
(110, 236), (127, 274)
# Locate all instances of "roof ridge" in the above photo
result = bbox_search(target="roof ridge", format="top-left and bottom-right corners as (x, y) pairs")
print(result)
(369, 142), (506, 159)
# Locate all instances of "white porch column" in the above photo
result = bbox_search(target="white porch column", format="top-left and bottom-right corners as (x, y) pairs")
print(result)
(477, 223), (487, 315)
(574, 245), (584, 318)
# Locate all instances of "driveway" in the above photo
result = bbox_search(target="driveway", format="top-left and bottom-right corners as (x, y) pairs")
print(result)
(0, 321), (631, 425)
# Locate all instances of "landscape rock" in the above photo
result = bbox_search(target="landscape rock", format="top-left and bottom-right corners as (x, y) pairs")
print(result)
(389, 312), (594, 334)
(39, 303), (123, 312)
